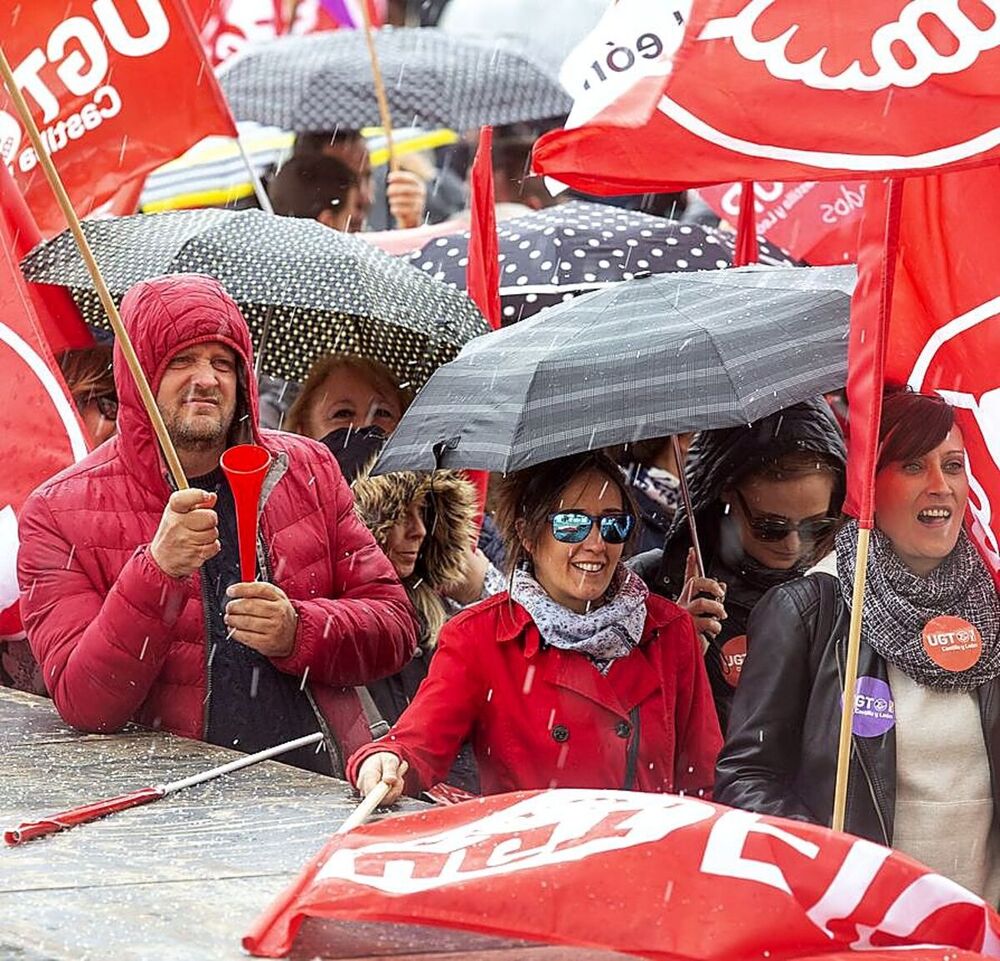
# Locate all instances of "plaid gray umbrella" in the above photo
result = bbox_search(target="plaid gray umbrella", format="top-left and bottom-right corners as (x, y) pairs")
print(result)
(410, 201), (797, 324)
(20, 209), (488, 387)
(374, 265), (856, 474)
(217, 27), (571, 132)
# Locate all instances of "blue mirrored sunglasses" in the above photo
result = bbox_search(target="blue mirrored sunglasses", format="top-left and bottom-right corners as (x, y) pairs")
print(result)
(548, 511), (636, 545)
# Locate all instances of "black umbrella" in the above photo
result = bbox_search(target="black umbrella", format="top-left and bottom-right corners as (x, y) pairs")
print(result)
(21, 209), (489, 387)
(409, 201), (797, 324)
(374, 266), (856, 474)
(217, 27), (571, 133)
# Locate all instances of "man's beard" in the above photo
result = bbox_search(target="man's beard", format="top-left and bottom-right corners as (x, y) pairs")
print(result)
(161, 391), (236, 452)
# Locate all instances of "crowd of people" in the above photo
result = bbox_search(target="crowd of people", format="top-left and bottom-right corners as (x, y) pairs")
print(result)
(5, 0), (999, 913)
(14, 265), (999, 901)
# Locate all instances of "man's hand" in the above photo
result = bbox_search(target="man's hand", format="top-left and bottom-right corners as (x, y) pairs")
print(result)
(386, 170), (426, 229)
(150, 488), (220, 579)
(356, 752), (409, 806)
(677, 548), (727, 645)
(225, 581), (298, 657)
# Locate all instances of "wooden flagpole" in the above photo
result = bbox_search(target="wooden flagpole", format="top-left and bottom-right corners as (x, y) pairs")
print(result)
(0, 46), (188, 490)
(357, 1), (399, 174)
(831, 526), (870, 831)
(830, 179), (903, 833)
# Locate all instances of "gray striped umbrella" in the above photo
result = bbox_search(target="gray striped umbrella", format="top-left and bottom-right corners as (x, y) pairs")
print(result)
(217, 27), (571, 132)
(374, 265), (856, 474)
(20, 209), (489, 388)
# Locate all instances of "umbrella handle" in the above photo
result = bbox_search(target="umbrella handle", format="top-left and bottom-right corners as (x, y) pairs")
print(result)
(4, 786), (165, 846)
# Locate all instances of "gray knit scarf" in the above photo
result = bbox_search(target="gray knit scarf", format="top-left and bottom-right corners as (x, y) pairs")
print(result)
(835, 520), (1000, 691)
(510, 566), (649, 675)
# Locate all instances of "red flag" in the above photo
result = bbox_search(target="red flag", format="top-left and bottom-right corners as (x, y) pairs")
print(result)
(534, 2), (1000, 193)
(0, 193), (89, 639)
(466, 126), (501, 330)
(733, 180), (758, 267)
(187, 0), (385, 68)
(244, 789), (1000, 959)
(0, 0), (237, 235)
(0, 164), (91, 354)
(700, 181), (865, 266)
(846, 167), (1000, 585)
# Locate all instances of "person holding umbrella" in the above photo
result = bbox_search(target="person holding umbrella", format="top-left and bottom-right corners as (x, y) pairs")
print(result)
(349, 450), (722, 803)
(16, 275), (419, 776)
(716, 390), (1000, 902)
(631, 399), (846, 732)
(291, 131), (427, 230)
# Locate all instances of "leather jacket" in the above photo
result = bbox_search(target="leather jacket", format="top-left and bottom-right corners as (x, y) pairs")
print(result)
(715, 571), (1000, 846)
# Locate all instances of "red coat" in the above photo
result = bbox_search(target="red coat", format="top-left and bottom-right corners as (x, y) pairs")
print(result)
(17, 275), (418, 768)
(348, 591), (723, 795)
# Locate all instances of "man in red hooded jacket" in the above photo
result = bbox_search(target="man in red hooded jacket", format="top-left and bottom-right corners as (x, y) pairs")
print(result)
(16, 275), (418, 776)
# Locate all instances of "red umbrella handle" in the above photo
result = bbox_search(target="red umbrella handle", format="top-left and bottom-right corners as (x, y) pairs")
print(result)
(4, 785), (165, 846)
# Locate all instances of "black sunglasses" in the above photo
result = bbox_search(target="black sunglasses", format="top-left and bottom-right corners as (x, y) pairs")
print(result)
(548, 511), (636, 545)
(75, 393), (118, 421)
(733, 489), (837, 543)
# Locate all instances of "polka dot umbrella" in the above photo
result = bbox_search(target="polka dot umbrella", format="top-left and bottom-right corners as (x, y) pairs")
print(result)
(20, 209), (489, 388)
(408, 200), (798, 325)
(217, 27), (572, 132)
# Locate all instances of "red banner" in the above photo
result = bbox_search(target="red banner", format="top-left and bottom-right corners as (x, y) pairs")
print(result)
(0, 0), (237, 235)
(187, 0), (385, 68)
(0, 193), (88, 637)
(846, 167), (1000, 584)
(534, 2), (1000, 193)
(700, 181), (865, 266)
(245, 790), (1000, 959)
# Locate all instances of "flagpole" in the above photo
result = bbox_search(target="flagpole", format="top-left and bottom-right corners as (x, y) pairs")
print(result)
(831, 179), (904, 833)
(831, 526), (870, 831)
(357, 1), (398, 174)
(235, 134), (275, 215)
(0, 46), (188, 491)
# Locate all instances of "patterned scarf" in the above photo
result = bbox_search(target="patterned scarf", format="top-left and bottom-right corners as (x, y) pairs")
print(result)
(510, 566), (649, 675)
(835, 519), (1000, 691)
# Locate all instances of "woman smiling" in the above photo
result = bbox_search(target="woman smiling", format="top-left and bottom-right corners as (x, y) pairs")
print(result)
(347, 451), (722, 803)
(716, 390), (1000, 902)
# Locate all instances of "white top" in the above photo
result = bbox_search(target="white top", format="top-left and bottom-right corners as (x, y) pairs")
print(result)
(889, 664), (1000, 903)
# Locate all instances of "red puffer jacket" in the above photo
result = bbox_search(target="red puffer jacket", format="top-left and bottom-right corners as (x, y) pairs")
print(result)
(348, 591), (722, 795)
(17, 275), (418, 772)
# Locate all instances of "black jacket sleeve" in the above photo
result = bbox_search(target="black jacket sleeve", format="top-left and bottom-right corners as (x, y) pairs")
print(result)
(714, 578), (822, 822)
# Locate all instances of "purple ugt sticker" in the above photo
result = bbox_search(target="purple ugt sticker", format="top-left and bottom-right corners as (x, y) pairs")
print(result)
(844, 676), (895, 738)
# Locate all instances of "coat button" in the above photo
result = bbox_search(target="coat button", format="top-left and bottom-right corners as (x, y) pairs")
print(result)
(552, 725), (569, 743)
(615, 720), (632, 739)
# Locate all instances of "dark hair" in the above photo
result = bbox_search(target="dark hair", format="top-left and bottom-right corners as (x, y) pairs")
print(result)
(268, 155), (359, 220)
(494, 451), (638, 575)
(59, 345), (115, 401)
(877, 389), (955, 474)
(292, 129), (364, 156)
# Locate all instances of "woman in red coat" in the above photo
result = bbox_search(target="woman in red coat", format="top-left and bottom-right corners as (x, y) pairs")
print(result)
(349, 451), (723, 802)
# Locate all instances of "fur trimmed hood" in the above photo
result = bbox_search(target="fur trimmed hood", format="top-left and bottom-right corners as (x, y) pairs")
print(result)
(351, 467), (478, 590)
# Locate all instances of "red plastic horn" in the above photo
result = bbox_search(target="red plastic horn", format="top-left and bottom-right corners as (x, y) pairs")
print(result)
(220, 444), (271, 582)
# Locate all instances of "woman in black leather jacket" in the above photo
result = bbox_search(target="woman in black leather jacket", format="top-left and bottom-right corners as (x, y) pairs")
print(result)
(716, 390), (1000, 903)
(630, 399), (846, 731)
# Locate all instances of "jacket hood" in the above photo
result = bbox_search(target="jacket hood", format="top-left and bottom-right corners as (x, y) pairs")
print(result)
(114, 274), (260, 487)
(660, 398), (847, 585)
(352, 464), (478, 650)
(352, 466), (478, 591)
